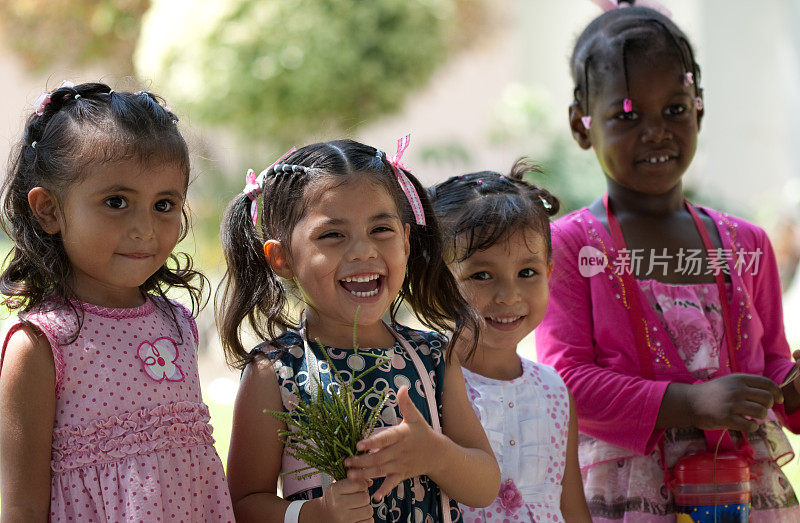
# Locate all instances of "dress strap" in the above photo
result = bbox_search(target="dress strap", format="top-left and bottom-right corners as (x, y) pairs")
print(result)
(385, 326), (453, 523)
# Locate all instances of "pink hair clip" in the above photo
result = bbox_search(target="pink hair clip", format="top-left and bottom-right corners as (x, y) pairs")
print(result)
(242, 146), (297, 226)
(589, 0), (672, 18)
(33, 80), (75, 116)
(623, 98), (633, 113)
(581, 115), (592, 129)
(693, 97), (703, 110)
(476, 179), (483, 186)
(683, 72), (694, 86)
(387, 134), (426, 226)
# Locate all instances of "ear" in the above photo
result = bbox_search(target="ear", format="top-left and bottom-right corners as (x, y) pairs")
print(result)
(263, 240), (293, 279)
(27, 187), (62, 234)
(568, 102), (592, 150)
(546, 260), (554, 280)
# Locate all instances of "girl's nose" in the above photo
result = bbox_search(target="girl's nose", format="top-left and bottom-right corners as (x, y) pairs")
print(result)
(130, 209), (155, 240)
(347, 236), (378, 261)
(641, 118), (671, 143)
(494, 281), (522, 305)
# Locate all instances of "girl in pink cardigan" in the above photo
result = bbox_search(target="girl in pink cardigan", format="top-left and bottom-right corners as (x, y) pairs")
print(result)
(536, 4), (800, 522)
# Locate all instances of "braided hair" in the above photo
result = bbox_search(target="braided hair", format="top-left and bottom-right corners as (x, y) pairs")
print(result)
(571, 5), (701, 120)
(428, 159), (560, 264)
(0, 82), (205, 338)
(216, 139), (481, 368)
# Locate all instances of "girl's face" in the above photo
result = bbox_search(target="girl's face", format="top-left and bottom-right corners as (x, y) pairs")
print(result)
(450, 228), (552, 355)
(43, 160), (186, 307)
(575, 53), (702, 195)
(283, 179), (410, 342)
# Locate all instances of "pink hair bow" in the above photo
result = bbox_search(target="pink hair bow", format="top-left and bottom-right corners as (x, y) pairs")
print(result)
(33, 80), (75, 116)
(242, 146), (297, 226)
(589, 0), (672, 18)
(387, 134), (426, 226)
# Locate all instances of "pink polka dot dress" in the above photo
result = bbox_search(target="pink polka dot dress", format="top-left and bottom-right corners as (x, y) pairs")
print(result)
(9, 297), (234, 522)
(460, 358), (569, 523)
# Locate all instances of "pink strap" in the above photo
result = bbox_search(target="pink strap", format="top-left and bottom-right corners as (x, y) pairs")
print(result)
(387, 135), (426, 226)
(388, 328), (452, 523)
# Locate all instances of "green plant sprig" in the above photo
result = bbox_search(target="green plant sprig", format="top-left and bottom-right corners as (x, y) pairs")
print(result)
(271, 307), (393, 481)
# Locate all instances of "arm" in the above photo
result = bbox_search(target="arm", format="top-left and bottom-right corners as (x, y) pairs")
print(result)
(347, 357), (500, 507)
(536, 226), (669, 455)
(0, 325), (56, 522)
(227, 356), (371, 523)
(560, 392), (590, 522)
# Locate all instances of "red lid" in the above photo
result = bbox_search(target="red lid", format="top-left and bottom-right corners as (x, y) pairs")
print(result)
(673, 452), (750, 485)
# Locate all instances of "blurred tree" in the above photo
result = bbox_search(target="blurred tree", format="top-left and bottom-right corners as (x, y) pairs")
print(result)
(0, 0), (149, 74)
(135, 0), (459, 144)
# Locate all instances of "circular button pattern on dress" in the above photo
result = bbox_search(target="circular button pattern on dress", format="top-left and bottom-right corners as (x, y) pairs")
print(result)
(510, 439), (516, 446)
(508, 401), (514, 408)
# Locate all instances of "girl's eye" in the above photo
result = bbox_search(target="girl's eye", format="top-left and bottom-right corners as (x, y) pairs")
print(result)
(666, 104), (687, 116)
(519, 268), (537, 278)
(616, 111), (639, 121)
(104, 196), (127, 209)
(469, 271), (491, 281)
(319, 231), (343, 240)
(154, 199), (175, 212)
(372, 225), (395, 234)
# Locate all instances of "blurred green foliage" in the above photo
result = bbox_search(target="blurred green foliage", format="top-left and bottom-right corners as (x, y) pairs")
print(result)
(0, 0), (148, 74)
(136, 0), (457, 145)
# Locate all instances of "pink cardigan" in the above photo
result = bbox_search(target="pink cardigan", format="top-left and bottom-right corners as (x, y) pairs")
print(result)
(536, 206), (800, 456)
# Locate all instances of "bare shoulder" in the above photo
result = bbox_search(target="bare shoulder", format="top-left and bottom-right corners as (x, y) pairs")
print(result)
(1, 324), (54, 381)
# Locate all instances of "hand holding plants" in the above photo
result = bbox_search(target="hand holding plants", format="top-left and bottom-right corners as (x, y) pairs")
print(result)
(345, 385), (442, 501)
(316, 477), (373, 523)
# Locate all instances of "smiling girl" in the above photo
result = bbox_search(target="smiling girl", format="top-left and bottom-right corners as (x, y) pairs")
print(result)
(430, 164), (590, 522)
(0, 82), (232, 521)
(218, 138), (500, 522)
(536, 3), (800, 521)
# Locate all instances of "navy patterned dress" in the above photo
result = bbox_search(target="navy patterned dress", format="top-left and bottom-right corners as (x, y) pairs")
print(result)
(257, 324), (461, 523)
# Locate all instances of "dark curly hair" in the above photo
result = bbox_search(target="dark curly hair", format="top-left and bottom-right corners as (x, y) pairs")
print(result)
(428, 159), (560, 263)
(0, 81), (206, 339)
(216, 139), (481, 368)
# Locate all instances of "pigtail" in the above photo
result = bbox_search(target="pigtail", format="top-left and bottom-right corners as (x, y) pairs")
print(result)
(217, 192), (291, 368)
(393, 168), (481, 362)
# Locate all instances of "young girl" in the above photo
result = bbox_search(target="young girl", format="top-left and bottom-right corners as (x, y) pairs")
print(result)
(430, 164), (591, 522)
(0, 82), (233, 521)
(218, 139), (500, 522)
(536, 4), (800, 521)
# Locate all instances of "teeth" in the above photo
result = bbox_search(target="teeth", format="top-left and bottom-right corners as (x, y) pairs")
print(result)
(489, 316), (521, 324)
(350, 289), (379, 297)
(647, 156), (670, 164)
(342, 274), (380, 283)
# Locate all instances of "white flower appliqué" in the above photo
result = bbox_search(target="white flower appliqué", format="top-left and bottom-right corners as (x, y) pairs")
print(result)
(137, 337), (184, 382)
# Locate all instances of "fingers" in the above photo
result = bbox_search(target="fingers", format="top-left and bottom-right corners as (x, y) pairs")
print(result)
(396, 385), (423, 423)
(726, 414), (759, 433)
(331, 477), (372, 495)
(356, 426), (401, 453)
(735, 400), (769, 422)
(740, 374), (783, 404)
(372, 474), (402, 501)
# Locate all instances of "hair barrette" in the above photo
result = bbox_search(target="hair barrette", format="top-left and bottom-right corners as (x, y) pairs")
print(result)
(623, 98), (633, 113)
(540, 196), (552, 210)
(694, 97), (703, 110)
(31, 141), (37, 149)
(242, 146), (297, 226)
(33, 80), (75, 116)
(581, 115), (592, 129)
(476, 179), (483, 186)
(683, 72), (694, 86)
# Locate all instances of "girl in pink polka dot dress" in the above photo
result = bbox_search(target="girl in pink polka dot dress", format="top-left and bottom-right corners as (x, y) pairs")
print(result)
(430, 163), (591, 522)
(0, 82), (233, 521)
